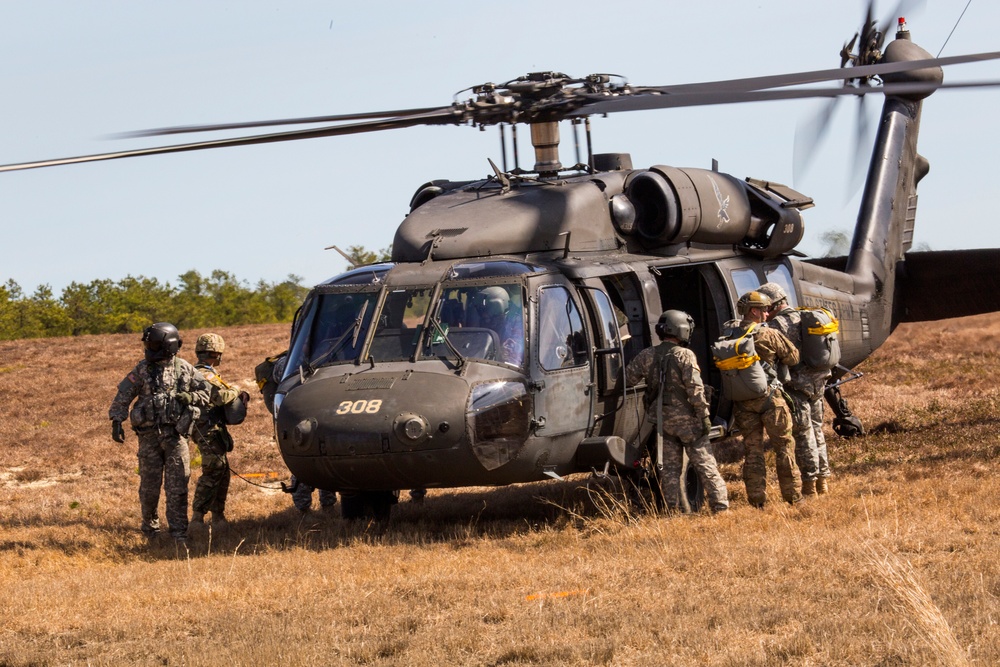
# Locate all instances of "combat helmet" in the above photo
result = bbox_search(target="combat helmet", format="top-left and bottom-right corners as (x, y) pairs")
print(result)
(478, 286), (510, 317)
(655, 309), (695, 344)
(757, 282), (789, 306)
(142, 322), (182, 363)
(195, 333), (226, 355)
(736, 291), (772, 316)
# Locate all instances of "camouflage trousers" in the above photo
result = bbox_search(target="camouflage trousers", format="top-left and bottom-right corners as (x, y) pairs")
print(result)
(659, 434), (729, 513)
(136, 428), (191, 538)
(733, 390), (802, 506)
(788, 388), (831, 482)
(290, 476), (337, 511)
(192, 433), (230, 515)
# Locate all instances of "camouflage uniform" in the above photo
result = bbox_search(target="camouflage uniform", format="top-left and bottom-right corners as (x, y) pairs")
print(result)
(766, 305), (832, 483)
(626, 342), (729, 512)
(290, 475), (337, 511)
(731, 324), (802, 506)
(109, 357), (210, 538)
(191, 362), (240, 517)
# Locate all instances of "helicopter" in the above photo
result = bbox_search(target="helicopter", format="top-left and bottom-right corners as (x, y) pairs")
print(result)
(4, 5), (1000, 518)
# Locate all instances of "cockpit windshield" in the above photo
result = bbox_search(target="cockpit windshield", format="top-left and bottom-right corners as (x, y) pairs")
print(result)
(426, 282), (525, 368)
(284, 290), (379, 376)
(285, 261), (533, 374)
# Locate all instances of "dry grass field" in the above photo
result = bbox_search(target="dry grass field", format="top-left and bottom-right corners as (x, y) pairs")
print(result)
(1, 315), (998, 666)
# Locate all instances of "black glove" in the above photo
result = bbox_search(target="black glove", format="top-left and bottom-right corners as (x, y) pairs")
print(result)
(238, 391), (250, 406)
(702, 417), (712, 437)
(112, 420), (126, 443)
(175, 392), (193, 406)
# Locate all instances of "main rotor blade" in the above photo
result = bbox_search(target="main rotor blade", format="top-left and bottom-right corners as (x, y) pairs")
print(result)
(114, 106), (448, 138)
(632, 49), (1000, 98)
(793, 97), (841, 184)
(570, 77), (1000, 116)
(0, 108), (459, 173)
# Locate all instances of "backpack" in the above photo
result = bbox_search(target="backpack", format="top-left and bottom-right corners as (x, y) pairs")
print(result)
(712, 323), (770, 401)
(254, 350), (288, 415)
(798, 308), (841, 370)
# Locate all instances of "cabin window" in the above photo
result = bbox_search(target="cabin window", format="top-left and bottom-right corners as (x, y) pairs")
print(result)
(763, 264), (798, 307)
(730, 267), (761, 301)
(537, 286), (588, 371)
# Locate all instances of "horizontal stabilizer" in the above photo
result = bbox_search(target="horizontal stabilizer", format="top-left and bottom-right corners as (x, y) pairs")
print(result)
(897, 249), (1000, 323)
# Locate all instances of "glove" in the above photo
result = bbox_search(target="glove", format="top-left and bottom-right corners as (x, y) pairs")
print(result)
(111, 420), (126, 443)
(175, 392), (193, 406)
(702, 417), (712, 437)
(238, 391), (250, 406)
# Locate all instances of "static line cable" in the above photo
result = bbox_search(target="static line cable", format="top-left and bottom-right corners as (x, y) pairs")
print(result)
(937, 0), (974, 58)
(228, 462), (289, 490)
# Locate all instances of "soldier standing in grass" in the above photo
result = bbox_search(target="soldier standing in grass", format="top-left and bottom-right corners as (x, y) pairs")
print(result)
(727, 291), (802, 507)
(190, 333), (250, 529)
(625, 310), (729, 514)
(758, 282), (833, 496)
(109, 322), (210, 542)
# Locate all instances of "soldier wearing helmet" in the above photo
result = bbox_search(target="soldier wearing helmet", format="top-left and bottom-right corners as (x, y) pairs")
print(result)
(472, 285), (525, 366)
(728, 291), (802, 507)
(624, 310), (729, 513)
(758, 282), (833, 496)
(190, 333), (251, 529)
(108, 322), (211, 542)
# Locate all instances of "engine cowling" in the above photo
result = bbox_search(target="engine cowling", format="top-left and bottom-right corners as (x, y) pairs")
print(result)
(617, 165), (805, 258)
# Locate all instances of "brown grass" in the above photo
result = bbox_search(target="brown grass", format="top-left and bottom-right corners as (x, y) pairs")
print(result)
(1, 316), (999, 666)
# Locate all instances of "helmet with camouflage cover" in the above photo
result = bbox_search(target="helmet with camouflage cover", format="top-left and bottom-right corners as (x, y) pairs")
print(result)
(195, 333), (225, 355)
(757, 282), (789, 306)
(736, 290), (772, 316)
(654, 309), (695, 344)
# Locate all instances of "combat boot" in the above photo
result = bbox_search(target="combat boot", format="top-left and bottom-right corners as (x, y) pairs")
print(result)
(190, 511), (205, 524)
(801, 479), (817, 496)
(212, 512), (229, 529)
(816, 477), (829, 494)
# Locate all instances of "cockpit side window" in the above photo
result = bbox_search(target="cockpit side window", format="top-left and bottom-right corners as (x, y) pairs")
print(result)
(537, 286), (588, 371)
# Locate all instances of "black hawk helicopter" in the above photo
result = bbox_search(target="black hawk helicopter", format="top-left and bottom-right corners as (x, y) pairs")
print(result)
(5, 7), (1000, 517)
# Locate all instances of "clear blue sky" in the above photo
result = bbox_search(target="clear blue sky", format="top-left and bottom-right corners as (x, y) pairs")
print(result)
(2, 1), (999, 293)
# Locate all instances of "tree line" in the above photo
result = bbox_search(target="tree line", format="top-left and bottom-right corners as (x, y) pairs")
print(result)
(0, 271), (308, 341)
(1, 246), (391, 341)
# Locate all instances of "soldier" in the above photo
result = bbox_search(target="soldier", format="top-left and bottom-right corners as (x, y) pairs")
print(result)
(625, 310), (729, 513)
(190, 333), (249, 528)
(289, 476), (338, 513)
(727, 291), (802, 507)
(109, 322), (210, 542)
(758, 282), (833, 496)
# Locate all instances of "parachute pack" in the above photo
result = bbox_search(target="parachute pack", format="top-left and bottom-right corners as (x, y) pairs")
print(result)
(254, 350), (288, 415)
(711, 323), (770, 401)
(797, 307), (841, 370)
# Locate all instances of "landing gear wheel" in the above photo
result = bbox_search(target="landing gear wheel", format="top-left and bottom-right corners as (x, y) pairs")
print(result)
(833, 416), (864, 438)
(683, 460), (705, 513)
(340, 491), (399, 521)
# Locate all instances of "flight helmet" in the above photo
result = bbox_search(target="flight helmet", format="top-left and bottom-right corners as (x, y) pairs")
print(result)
(655, 309), (695, 344)
(142, 322), (182, 362)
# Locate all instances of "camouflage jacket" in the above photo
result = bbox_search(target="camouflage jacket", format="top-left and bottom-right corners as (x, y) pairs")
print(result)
(109, 356), (210, 432)
(625, 342), (710, 443)
(193, 362), (241, 442)
(766, 306), (831, 396)
(742, 319), (799, 368)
